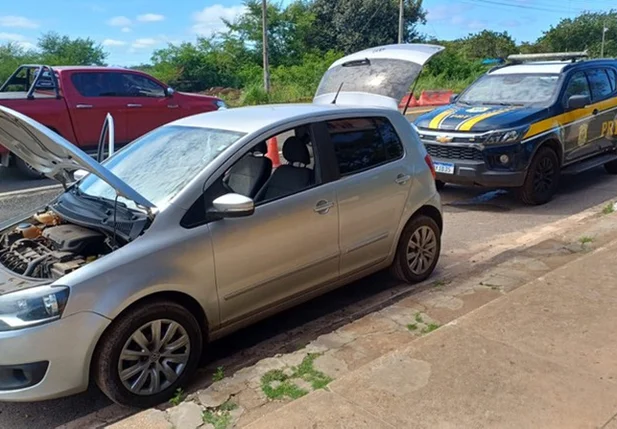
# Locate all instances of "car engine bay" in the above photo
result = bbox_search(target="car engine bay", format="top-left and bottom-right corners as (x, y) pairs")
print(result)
(0, 210), (113, 279)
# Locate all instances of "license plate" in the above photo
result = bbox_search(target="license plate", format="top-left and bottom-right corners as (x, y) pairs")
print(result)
(434, 161), (455, 175)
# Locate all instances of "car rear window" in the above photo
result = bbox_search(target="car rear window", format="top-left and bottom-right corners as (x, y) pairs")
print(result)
(327, 117), (403, 176)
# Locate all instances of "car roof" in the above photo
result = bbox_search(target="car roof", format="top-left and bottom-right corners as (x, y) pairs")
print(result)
(52, 66), (130, 72)
(170, 104), (393, 134)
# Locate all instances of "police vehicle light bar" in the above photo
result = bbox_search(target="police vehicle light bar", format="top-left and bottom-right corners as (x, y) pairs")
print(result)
(507, 51), (589, 64)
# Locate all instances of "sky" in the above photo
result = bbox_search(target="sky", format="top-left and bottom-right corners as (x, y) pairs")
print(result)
(0, 0), (613, 66)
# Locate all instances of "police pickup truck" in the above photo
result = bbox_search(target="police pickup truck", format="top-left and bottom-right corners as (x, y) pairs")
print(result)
(413, 52), (617, 205)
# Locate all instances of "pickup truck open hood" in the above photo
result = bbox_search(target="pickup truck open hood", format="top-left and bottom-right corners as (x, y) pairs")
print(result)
(0, 106), (155, 209)
(313, 43), (444, 110)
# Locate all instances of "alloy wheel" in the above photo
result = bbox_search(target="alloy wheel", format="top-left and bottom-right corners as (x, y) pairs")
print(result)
(118, 319), (191, 396)
(406, 226), (438, 275)
(532, 156), (555, 194)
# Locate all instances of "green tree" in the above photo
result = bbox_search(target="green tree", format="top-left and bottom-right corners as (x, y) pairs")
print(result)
(37, 32), (107, 65)
(459, 30), (517, 60)
(309, 0), (426, 54)
(538, 10), (617, 58)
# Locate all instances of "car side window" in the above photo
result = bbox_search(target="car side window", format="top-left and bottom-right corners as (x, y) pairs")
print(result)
(120, 73), (166, 98)
(181, 125), (318, 228)
(605, 68), (617, 92)
(71, 72), (124, 97)
(563, 72), (591, 105)
(587, 69), (613, 101)
(327, 117), (402, 176)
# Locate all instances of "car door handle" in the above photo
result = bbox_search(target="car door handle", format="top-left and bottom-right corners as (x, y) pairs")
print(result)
(168, 104), (179, 109)
(395, 174), (411, 185)
(76, 104), (92, 109)
(592, 108), (599, 115)
(314, 200), (334, 214)
(127, 104), (142, 108)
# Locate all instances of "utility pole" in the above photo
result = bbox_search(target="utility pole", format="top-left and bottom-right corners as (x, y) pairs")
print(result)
(262, 0), (270, 93)
(398, 0), (404, 44)
(601, 22), (608, 58)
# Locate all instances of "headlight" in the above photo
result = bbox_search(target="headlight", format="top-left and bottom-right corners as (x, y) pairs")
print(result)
(486, 126), (529, 144)
(215, 100), (227, 110)
(0, 285), (69, 331)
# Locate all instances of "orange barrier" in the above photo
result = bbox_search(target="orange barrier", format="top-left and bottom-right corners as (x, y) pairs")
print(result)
(266, 137), (281, 168)
(417, 90), (453, 106)
(398, 93), (419, 109)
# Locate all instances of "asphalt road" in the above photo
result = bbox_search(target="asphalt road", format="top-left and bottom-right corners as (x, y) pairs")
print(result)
(1, 167), (617, 429)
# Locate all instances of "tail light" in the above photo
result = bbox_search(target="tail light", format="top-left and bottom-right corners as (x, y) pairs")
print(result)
(424, 154), (436, 179)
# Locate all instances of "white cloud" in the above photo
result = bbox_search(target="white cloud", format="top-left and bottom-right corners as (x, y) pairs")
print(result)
(102, 39), (127, 47)
(192, 4), (246, 36)
(107, 16), (132, 27)
(121, 27), (131, 33)
(0, 16), (38, 29)
(467, 19), (488, 30)
(131, 38), (158, 49)
(137, 13), (165, 23)
(0, 32), (25, 42)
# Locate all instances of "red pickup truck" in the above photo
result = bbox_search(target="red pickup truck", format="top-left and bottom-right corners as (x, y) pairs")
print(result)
(0, 64), (226, 177)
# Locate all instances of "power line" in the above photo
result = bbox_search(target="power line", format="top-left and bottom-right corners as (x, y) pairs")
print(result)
(463, 0), (585, 14)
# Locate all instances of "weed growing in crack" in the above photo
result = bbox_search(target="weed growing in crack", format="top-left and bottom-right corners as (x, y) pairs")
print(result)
(203, 401), (237, 429)
(422, 323), (440, 334)
(213, 366), (225, 382)
(169, 388), (184, 406)
(415, 312), (424, 323)
(603, 203), (615, 215)
(407, 323), (418, 331)
(579, 236), (594, 248)
(261, 353), (333, 400)
(433, 279), (450, 288)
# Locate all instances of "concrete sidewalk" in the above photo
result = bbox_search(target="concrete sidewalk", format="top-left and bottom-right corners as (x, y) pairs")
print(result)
(246, 237), (617, 429)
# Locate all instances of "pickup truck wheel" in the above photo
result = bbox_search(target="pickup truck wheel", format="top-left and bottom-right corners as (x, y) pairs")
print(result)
(604, 159), (617, 174)
(92, 300), (203, 408)
(15, 157), (44, 180)
(517, 147), (560, 205)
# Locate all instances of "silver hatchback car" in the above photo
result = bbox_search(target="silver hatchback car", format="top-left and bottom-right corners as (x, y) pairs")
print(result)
(0, 44), (444, 407)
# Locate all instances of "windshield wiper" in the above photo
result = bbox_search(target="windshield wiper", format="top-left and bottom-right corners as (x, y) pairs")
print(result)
(480, 102), (525, 107)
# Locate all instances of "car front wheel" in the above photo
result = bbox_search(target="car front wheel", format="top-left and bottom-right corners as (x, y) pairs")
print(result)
(391, 215), (441, 284)
(517, 146), (560, 205)
(92, 300), (203, 408)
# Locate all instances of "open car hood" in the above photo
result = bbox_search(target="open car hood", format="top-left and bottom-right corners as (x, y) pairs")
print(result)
(313, 43), (444, 110)
(0, 105), (155, 209)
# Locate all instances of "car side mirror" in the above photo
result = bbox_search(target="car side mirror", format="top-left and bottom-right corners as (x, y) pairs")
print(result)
(567, 94), (590, 110)
(72, 169), (88, 182)
(450, 94), (459, 103)
(165, 87), (175, 97)
(210, 193), (255, 218)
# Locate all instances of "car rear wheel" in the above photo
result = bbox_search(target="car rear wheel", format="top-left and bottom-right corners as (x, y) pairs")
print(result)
(391, 215), (441, 284)
(15, 157), (45, 180)
(604, 159), (617, 174)
(93, 300), (203, 408)
(517, 146), (560, 205)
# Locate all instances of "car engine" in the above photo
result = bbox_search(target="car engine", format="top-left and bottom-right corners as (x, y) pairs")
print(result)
(0, 210), (111, 279)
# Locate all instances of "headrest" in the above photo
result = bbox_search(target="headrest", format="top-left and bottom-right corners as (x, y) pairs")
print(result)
(282, 136), (310, 165)
(253, 141), (268, 155)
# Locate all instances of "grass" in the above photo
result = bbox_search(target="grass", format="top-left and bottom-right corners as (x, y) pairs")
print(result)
(579, 236), (594, 246)
(433, 279), (450, 288)
(602, 203), (615, 215)
(407, 323), (418, 331)
(415, 312), (424, 324)
(261, 353), (333, 400)
(213, 366), (225, 382)
(169, 388), (184, 406)
(422, 323), (441, 334)
(202, 400), (238, 429)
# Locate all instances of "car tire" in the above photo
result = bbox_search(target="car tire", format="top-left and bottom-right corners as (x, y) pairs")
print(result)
(604, 159), (617, 174)
(435, 180), (446, 191)
(517, 146), (560, 205)
(92, 300), (203, 408)
(15, 157), (45, 180)
(390, 215), (441, 284)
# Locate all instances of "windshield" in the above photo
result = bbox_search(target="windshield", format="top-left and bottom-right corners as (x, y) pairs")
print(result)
(315, 58), (422, 101)
(77, 125), (245, 210)
(458, 73), (560, 106)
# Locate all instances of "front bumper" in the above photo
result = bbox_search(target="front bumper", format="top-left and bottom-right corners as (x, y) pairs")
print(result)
(434, 158), (526, 187)
(0, 311), (110, 402)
